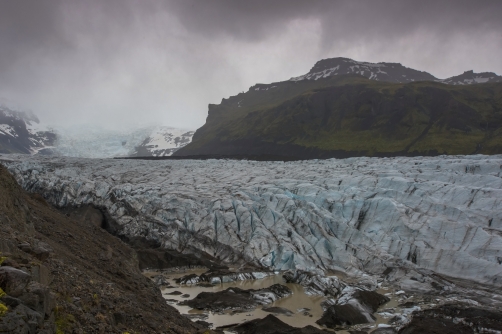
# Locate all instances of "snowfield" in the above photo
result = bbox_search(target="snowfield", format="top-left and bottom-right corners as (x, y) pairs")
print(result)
(3, 154), (502, 287)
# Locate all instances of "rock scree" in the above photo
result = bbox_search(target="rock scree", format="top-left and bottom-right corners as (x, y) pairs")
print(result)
(0, 163), (204, 333)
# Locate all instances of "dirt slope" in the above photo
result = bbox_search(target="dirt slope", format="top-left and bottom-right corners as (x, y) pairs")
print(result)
(0, 163), (203, 333)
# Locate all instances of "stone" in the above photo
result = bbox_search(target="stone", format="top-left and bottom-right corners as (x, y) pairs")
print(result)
(0, 267), (31, 297)
(316, 288), (389, 328)
(0, 295), (22, 308)
(30, 242), (52, 261)
(30, 265), (51, 286)
(0, 239), (17, 253)
(262, 306), (293, 316)
(0, 304), (43, 334)
(20, 281), (54, 316)
(317, 303), (371, 327)
(283, 270), (344, 297)
(182, 284), (292, 313)
(166, 291), (182, 295)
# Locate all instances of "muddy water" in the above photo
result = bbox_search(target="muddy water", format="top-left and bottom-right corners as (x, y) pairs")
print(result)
(148, 269), (400, 333)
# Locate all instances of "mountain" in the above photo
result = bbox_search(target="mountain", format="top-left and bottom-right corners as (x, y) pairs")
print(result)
(0, 106), (56, 154)
(439, 70), (502, 85)
(290, 57), (438, 83)
(289, 57), (502, 84)
(0, 103), (194, 158)
(132, 127), (195, 157)
(175, 58), (502, 159)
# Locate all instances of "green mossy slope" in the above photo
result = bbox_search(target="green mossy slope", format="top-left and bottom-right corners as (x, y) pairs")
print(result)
(176, 75), (502, 158)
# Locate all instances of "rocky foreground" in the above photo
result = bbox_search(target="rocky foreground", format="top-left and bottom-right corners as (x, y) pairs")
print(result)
(0, 164), (205, 333)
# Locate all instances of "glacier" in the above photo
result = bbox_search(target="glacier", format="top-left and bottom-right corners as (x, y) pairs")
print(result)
(2, 154), (502, 288)
(52, 125), (194, 158)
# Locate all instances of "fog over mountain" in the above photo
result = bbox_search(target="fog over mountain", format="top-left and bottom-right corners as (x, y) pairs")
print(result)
(1, 0), (501, 129)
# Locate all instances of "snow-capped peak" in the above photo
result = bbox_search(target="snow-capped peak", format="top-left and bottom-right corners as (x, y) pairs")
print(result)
(0, 105), (56, 154)
(289, 57), (502, 85)
(290, 57), (437, 83)
(438, 70), (502, 85)
(133, 126), (195, 157)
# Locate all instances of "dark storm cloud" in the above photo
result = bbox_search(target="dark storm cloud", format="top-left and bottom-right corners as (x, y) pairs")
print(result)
(0, 0), (67, 86)
(0, 0), (501, 129)
(167, 0), (502, 44)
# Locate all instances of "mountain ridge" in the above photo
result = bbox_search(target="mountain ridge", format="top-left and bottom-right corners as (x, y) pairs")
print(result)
(0, 106), (56, 155)
(289, 57), (502, 84)
(175, 57), (502, 159)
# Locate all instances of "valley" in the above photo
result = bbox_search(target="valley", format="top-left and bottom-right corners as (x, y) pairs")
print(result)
(3, 153), (502, 332)
(2, 1), (502, 333)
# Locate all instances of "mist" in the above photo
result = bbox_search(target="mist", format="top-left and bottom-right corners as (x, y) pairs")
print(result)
(1, 0), (501, 130)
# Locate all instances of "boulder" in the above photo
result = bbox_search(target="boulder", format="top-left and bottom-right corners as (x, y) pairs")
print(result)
(283, 270), (344, 297)
(0, 267), (31, 297)
(183, 284), (292, 313)
(0, 304), (43, 334)
(19, 281), (54, 316)
(262, 306), (294, 316)
(317, 288), (389, 328)
(317, 303), (371, 327)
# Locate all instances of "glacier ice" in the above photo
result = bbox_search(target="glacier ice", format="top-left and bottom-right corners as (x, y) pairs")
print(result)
(52, 125), (194, 158)
(3, 154), (502, 288)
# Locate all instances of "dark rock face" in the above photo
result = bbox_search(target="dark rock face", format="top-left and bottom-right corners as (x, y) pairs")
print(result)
(0, 267), (31, 297)
(184, 288), (258, 312)
(232, 314), (330, 334)
(62, 204), (226, 271)
(183, 284), (292, 313)
(399, 305), (502, 334)
(316, 289), (390, 328)
(351, 290), (390, 313)
(316, 304), (370, 327)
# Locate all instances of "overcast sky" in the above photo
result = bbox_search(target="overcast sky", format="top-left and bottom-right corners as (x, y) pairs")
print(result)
(1, 0), (501, 130)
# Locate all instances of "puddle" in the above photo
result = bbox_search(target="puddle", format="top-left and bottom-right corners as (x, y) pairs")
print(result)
(146, 269), (404, 333)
